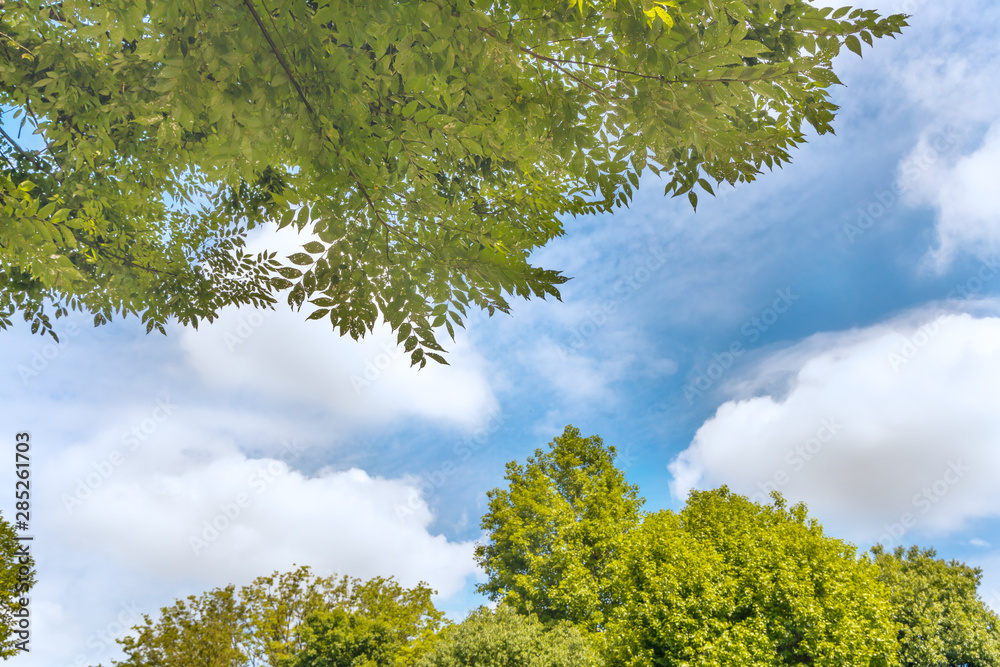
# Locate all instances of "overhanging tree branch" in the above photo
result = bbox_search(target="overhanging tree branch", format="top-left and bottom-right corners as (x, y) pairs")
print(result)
(241, 0), (406, 253)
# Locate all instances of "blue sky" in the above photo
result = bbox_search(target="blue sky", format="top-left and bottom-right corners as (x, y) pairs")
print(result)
(4, 0), (1000, 664)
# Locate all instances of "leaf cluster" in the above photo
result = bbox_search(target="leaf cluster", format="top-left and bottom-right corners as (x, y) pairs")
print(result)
(476, 426), (904, 667)
(102, 565), (443, 667)
(415, 605), (602, 667)
(872, 545), (1000, 667)
(2, 0), (905, 359)
(474, 425), (644, 630)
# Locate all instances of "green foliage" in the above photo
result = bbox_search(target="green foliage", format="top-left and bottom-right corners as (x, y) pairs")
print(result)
(415, 605), (602, 667)
(0, 511), (34, 659)
(477, 427), (901, 666)
(282, 610), (400, 667)
(474, 425), (644, 630)
(105, 566), (443, 667)
(604, 488), (900, 667)
(872, 545), (1000, 667)
(1, 0), (906, 360)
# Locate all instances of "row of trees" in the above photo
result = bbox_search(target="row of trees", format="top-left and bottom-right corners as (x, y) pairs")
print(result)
(79, 426), (999, 667)
(1, 0), (906, 360)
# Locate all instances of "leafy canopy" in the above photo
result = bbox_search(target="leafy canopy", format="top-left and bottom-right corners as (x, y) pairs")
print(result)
(1, 0), (905, 360)
(872, 544), (1000, 667)
(477, 426), (901, 666)
(415, 605), (602, 667)
(104, 566), (443, 667)
(604, 489), (900, 667)
(282, 609), (403, 667)
(475, 424), (644, 630)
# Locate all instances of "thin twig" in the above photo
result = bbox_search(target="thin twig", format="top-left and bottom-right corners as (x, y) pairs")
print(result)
(241, 0), (317, 118)
(0, 29), (34, 55)
(241, 0), (424, 256)
(0, 126), (48, 172)
(477, 26), (607, 96)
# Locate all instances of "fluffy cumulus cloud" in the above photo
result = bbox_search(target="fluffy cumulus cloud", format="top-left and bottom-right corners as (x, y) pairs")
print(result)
(0, 408), (477, 667)
(879, 0), (1000, 268)
(669, 310), (1000, 547)
(178, 306), (496, 429)
(49, 426), (477, 594)
(8, 388), (480, 667)
(902, 122), (1000, 268)
(174, 221), (498, 430)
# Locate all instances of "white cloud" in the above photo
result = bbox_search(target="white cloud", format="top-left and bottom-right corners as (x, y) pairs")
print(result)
(176, 223), (497, 431)
(902, 122), (1000, 269)
(0, 298), (491, 667)
(178, 307), (496, 430)
(669, 310), (1000, 547)
(893, 4), (1000, 129)
(48, 428), (477, 594)
(874, 0), (1000, 268)
(10, 417), (480, 667)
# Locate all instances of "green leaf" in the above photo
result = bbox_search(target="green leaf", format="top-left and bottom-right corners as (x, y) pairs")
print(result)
(414, 108), (436, 123)
(426, 352), (449, 365)
(288, 283), (306, 310)
(845, 34), (863, 57)
(0, 0), (907, 358)
(276, 267), (303, 279)
(288, 253), (314, 266)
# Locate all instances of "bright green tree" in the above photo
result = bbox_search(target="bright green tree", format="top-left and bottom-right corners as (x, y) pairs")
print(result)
(477, 426), (902, 666)
(0, 511), (34, 660)
(475, 424), (644, 630)
(415, 605), (602, 667)
(872, 545), (1000, 667)
(603, 489), (900, 667)
(105, 566), (443, 667)
(281, 609), (401, 667)
(1, 0), (906, 359)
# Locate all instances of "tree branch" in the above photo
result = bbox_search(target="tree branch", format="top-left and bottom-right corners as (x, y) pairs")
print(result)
(242, 0), (404, 256)
(0, 127), (33, 163)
